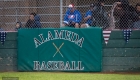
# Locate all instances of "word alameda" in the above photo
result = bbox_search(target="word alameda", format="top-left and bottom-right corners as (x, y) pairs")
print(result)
(34, 30), (84, 48)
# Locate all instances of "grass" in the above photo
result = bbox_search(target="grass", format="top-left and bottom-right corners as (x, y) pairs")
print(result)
(0, 72), (140, 80)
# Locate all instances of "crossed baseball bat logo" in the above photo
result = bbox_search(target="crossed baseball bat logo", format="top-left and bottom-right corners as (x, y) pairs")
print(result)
(53, 42), (64, 57)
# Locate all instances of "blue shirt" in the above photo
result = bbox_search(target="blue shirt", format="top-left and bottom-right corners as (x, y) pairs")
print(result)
(64, 9), (82, 24)
(84, 10), (92, 25)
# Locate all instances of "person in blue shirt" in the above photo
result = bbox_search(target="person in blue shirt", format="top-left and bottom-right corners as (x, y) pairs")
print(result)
(81, 4), (95, 28)
(34, 14), (41, 28)
(62, 4), (82, 28)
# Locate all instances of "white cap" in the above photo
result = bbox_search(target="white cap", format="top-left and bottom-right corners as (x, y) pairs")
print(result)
(68, 4), (74, 8)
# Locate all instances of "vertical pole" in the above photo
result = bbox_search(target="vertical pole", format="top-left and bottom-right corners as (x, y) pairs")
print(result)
(60, 0), (63, 27)
(16, 0), (19, 23)
(16, 8), (18, 22)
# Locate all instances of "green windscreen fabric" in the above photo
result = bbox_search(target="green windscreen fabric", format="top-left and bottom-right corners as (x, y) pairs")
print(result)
(18, 28), (102, 72)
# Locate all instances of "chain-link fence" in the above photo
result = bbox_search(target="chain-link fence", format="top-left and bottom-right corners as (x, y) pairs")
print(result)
(0, 0), (139, 31)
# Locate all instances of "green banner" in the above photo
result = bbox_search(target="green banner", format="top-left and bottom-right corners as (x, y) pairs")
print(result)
(18, 28), (102, 72)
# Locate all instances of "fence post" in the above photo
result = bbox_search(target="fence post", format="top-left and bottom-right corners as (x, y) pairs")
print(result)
(60, 0), (63, 27)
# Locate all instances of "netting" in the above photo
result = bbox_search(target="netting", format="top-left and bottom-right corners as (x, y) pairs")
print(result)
(0, 0), (139, 31)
